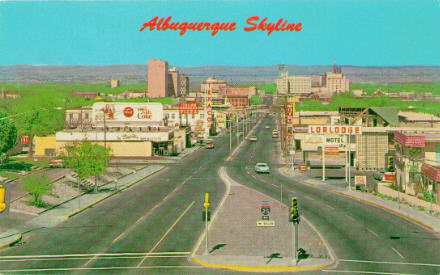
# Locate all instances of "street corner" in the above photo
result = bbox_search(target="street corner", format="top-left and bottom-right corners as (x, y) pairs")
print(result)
(0, 233), (22, 250)
(192, 184), (335, 272)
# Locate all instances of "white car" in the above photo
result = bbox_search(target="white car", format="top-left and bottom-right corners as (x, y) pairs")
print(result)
(265, 125), (270, 129)
(249, 136), (258, 142)
(255, 163), (270, 173)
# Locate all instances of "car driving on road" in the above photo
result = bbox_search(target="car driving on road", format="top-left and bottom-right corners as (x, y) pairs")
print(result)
(255, 162), (270, 173)
(249, 136), (258, 142)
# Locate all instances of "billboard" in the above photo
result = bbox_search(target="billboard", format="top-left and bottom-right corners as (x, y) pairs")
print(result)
(93, 103), (163, 123)
(179, 103), (199, 115)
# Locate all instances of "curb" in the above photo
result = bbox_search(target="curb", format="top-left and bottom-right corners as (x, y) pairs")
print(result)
(66, 166), (166, 219)
(191, 257), (334, 273)
(0, 233), (22, 250)
(331, 190), (436, 232)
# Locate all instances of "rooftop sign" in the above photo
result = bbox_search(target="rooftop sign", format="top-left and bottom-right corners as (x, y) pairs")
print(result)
(308, 125), (362, 135)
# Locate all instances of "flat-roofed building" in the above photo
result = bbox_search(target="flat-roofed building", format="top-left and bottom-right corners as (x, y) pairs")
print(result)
(180, 74), (189, 96)
(168, 67), (180, 97)
(148, 59), (169, 98)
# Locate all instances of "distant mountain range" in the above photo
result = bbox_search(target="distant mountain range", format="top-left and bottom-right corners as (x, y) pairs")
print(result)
(1, 65), (439, 89)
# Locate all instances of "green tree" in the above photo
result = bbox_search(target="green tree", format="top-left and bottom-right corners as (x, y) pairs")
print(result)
(250, 95), (263, 105)
(0, 111), (18, 164)
(9, 93), (65, 157)
(63, 142), (112, 192)
(21, 174), (53, 207)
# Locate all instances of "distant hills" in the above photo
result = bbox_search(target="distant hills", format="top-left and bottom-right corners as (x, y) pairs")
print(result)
(1, 65), (439, 89)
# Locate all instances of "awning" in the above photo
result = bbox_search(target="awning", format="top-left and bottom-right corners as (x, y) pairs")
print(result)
(421, 163), (440, 182)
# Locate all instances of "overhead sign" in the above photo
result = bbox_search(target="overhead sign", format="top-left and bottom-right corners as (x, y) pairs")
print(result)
(179, 103), (199, 115)
(93, 103), (163, 123)
(308, 125), (362, 135)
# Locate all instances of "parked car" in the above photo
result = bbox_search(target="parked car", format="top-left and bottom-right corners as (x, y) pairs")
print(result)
(205, 142), (215, 149)
(265, 125), (270, 129)
(255, 162), (270, 173)
(249, 136), (258, 142)
(49, 159), (64, 168)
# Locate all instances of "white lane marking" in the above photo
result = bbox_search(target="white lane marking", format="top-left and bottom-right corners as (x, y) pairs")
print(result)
(137, 201), (195, 267)
(304, 195), (313, 201)
(0, 266), (203, 273)
(112, 177), (190, 245)
(0, 252), (190, 259)
(339, 259), (440, 267)
(345, 214), (355, 221)
(391, 247), (405, 259)
(367, 228), (379, 237)
(0, 255), (188, 262)
(270, 183), (280, 189)
(322, 270), (416, 275)
(326, 205), (335, 210)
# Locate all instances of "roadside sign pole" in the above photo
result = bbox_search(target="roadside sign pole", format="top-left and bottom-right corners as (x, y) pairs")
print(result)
(322, 136), (326, 181)
(295, 223), (299, 264)
(204, 193), (210, 255)
(236, 115), (239, 145)
(348, 135), (351, 190)
(229, 116), (232, 153)
(280, 184), (283, 203)
(345, 135), (348, 185)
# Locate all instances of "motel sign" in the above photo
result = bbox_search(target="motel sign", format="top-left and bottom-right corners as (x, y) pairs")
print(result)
(308, 125), (362, 135)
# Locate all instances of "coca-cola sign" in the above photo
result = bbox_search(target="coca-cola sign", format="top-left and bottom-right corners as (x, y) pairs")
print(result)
(123, 107), (134, 118)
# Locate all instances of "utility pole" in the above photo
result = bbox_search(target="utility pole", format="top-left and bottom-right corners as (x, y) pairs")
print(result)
(236, 115), (239, 146)
(322, 136), (326, 181)
(229, 114), (232, 152)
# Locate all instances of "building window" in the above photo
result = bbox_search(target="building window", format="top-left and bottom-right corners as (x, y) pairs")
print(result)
(373, 118), (378, 127)
(200, 114), (205, 119)
(192, 114), (195, 119)
(84, 113), (89, 119)
(69, 113), (74, 119)
(171, 114), (175, 119)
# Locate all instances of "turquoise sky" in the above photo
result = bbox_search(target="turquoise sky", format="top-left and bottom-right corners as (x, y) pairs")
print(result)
(0, 0), (439, 66)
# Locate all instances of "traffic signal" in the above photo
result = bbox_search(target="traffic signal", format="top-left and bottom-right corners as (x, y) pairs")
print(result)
(289, 197), (300, 224)
(202, 210), (211, 221)
(387, 156), (394, 172)
(0, 185), (7, 213)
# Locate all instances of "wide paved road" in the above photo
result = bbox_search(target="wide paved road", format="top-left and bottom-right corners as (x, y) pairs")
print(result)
(1, 110), (439, 275)
(0, 118), (261, 274)
(227, 114), (440, 275)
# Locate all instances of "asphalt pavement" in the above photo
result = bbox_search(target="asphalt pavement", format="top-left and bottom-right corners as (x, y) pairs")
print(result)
(1, 111), (439, 274)
(226, 115), (440, 275)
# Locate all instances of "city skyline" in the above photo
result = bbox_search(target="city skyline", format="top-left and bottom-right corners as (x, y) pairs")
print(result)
(1, 0), (439, 67)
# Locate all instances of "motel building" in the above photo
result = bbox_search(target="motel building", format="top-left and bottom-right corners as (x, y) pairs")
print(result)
(394, 131), (440, 204)
(34, 102), (187, 158)
(291, 108), (440, 173)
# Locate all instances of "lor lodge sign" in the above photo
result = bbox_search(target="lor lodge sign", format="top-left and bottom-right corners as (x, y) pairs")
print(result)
(308, 125), (362, 135)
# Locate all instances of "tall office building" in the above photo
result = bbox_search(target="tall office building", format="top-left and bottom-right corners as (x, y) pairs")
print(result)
(168, 67), (180, 97)
(147, 59), (169, 98)
(180, 74), (189, 96)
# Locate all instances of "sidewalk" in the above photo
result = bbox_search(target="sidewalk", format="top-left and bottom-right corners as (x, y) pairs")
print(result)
(0, 165), (165, 249)
(191, 166), (334, 272)
(278, 166), (440, 232)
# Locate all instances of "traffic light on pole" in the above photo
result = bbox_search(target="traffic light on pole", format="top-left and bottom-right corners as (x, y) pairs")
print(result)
(202, 193), (211, 221)
(387, 156), (394, 172)
(289, 197), (300, 224)
(0, 185), (7, 213)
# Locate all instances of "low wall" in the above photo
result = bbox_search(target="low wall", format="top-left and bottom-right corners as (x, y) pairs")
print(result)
(378, 184), (440, 212)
